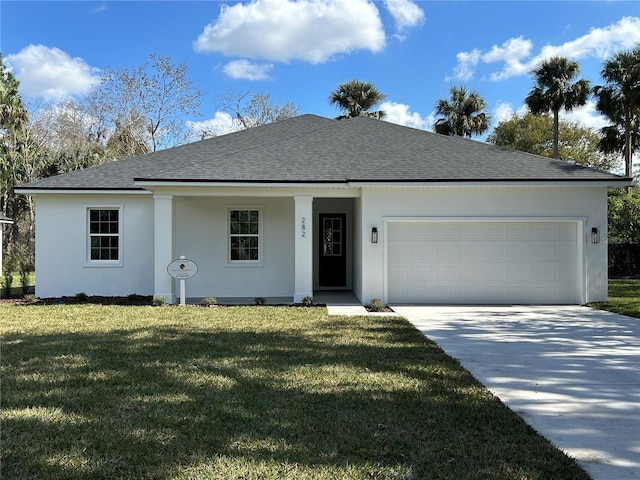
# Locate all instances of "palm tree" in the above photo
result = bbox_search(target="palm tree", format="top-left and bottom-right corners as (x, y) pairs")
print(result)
(525, 57), (590, 159)
(593, 46), (640, 181)
(433, 85), (490, 138)
(329, 80), (385, 120)
(0, 53), (28, 133)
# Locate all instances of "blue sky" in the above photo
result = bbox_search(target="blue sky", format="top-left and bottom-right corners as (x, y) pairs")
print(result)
(2, 0), (639, 139)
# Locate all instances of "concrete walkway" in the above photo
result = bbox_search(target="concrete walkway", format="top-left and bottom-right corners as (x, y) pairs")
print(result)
(392, 305), (640, 480)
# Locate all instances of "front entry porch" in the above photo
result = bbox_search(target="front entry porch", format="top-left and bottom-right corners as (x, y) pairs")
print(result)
(150, 191), (359, 304)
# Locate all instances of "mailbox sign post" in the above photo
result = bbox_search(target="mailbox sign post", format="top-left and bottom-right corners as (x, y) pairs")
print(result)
(167, 256), (198, 306)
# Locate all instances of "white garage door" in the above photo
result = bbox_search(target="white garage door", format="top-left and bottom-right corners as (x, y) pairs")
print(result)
(387, 221), (580, 304)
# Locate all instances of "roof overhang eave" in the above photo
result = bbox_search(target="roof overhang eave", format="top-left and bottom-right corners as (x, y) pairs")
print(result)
(14, 187), (150, 195)
(133, 179), (352, 189)
(348, 178), (634, 188)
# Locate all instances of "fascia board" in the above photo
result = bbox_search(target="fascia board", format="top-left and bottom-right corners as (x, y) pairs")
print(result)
(14, 188), (151, 195)
(348, 179), (633, 188)
(133, 180), (352, 189)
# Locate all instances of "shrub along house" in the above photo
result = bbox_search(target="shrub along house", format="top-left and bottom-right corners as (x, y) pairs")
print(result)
(16, 114), (631, 304)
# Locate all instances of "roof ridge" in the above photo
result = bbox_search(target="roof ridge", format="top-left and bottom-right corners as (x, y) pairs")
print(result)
(134, 115), (337, 180)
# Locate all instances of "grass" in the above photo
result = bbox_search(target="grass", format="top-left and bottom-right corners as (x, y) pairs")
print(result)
(0, 304), (589, 479)
(590, 278), (640, 319)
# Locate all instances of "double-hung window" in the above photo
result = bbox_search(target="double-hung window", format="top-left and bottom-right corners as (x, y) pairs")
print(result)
(228, 207), (262, 265)
(88, 208), (121, 264)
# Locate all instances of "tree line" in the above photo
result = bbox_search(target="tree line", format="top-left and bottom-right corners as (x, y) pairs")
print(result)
(328, 50), (639, 275)
(1, 46), (639, 292)
(0, 53), (298, 293)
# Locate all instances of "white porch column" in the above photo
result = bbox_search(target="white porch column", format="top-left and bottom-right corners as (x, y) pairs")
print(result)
(294, 195), (313, 303)
(153, 194), (175, 304)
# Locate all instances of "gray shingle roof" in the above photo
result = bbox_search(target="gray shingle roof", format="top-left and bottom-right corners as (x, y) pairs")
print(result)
(17, 114), (630, 191)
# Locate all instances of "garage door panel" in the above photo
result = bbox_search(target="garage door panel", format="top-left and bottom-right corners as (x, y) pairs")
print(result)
(506, 264), (529, 282)
(459, 224), (481, 239)
(486, 244), (506, 260)
(411, 245), (435, 262)
(460, 244), (480, 260)
(534, 223), (555, 239)
(435, 265), (458, 282)
(410, 265), (430, 281)
(534, 264), (555, 282)
(486, 225), (506, 239)
(435, 224), (459, 239)
(557, 244), (575, 260)
(507, 244), (528, 260)
(557, 223), (577, 239)
(486, 265), (506, 281)
(460, 265), (480, 281)
(436, 244), (458, 260)
(388, 221), (579, 304)
(507, 223), (528, 239)
(534, 244), (555, 260)
(557, 264), (576, 281)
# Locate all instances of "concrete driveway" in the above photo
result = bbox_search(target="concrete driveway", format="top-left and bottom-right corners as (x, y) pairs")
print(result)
(392, 305), (640, 480)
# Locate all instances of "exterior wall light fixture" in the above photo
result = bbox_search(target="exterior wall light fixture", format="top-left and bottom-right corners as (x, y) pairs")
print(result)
(591, 227), (600, 244)
(371, 227), (379, 244)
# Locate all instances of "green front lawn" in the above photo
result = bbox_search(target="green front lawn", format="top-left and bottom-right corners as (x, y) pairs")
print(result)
(1, 305), (589, 479)
(591, 278), (640, 319)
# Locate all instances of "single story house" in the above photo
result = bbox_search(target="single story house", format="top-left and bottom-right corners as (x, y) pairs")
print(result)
(16, 114), (631, 305)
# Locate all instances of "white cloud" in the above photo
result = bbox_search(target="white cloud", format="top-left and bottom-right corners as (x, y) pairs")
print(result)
(383, 0), (425, 30)
(223, 59), (274, 80)
(450, 48), (481, 81)
(492, 101), (528, 124)
(380, 101), (434, 130)
(483, 37), (533, 80)
(491, 100), (608, 131)
(535, 16), (640, 63)
(187, 111), (243, 140)
(193, 0), (385, 64)
(450, 16), (640, 81)
(5, 45), (100, 101)
(561, 101), (609, 131)
(493, 101), (515, 124)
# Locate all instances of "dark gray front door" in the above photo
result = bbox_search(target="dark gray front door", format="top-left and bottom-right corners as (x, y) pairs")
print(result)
(318, 213), (347, 287)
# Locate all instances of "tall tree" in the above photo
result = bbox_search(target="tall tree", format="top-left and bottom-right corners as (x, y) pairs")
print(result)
(86, 54), (202, 154)
(329, 80), (385, 120)
(0, 55), (53, 275)
(192, 90), (300, 140)
(487, 112), (620, 172)
(593, 46), (640, 182)
(433, 85), (490, 138)
(1, 54), (30, 247)
(220, 90), (299, 130)
(0, 54), (28, 131)
(525, 56), (590, 159)
(29, 100), (111, 173)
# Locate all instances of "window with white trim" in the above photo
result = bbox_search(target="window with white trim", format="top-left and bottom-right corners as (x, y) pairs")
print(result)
(88, 208), (120, 263)
(228, 208), (262, 264)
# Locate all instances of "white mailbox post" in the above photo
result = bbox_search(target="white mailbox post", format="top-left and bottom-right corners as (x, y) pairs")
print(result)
(167, 256), (198, 306)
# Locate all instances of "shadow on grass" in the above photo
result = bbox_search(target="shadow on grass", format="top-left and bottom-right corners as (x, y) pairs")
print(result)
(1, 312), (589, 479)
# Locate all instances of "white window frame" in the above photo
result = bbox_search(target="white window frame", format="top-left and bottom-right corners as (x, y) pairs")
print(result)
(226, 206), (264, 267)
(86, 205), (123, 267)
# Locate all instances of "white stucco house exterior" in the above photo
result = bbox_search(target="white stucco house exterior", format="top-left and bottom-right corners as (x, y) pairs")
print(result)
(16, 115), (631, 305)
